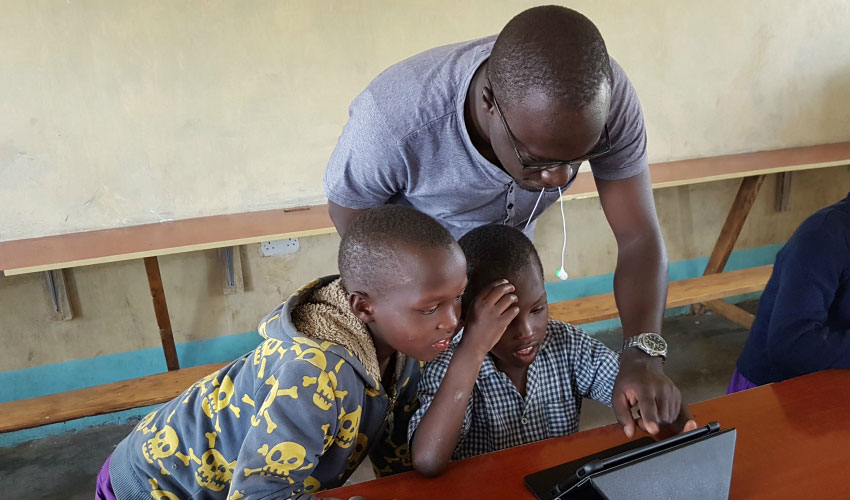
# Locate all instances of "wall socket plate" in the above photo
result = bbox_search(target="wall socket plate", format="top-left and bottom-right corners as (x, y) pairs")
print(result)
(260, 238), (300, 256)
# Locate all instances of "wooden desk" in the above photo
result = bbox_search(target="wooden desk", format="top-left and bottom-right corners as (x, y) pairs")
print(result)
(322, 370), (850, 500)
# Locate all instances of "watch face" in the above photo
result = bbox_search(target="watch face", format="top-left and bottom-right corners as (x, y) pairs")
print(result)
(642, 333), (667, 352)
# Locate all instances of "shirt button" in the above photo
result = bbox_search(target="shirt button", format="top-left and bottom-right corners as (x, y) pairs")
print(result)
(521, 417), (529, 425)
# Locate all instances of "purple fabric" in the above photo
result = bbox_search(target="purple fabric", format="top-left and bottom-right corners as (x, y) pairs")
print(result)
(726, 369), (759, 394)
(95, 454), (118, 500)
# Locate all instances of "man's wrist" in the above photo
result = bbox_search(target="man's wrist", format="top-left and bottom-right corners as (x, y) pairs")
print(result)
(620, 347), (664, 369)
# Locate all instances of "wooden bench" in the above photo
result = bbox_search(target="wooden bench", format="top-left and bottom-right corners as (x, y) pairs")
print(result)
(0, 142), (847, 433)
(549, 265), (772, 325)
(0, 266), (773, 433)
(0, 363), (227, 433)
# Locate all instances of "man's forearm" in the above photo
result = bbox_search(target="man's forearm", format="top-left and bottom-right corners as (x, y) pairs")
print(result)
(613, 233), (668, 339)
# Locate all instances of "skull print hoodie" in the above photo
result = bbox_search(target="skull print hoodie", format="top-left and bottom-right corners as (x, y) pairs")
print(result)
(109, 276), (422, 500)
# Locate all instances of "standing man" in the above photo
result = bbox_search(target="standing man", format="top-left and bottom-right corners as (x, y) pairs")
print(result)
(324, 6), (693, 437)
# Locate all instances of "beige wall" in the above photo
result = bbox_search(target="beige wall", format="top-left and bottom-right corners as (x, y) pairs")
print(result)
(1, 0), (848, 242)
(1, 1), (849, 370)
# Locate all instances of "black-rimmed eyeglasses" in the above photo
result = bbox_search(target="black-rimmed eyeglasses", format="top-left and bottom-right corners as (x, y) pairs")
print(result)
(489, 79), (611, 172)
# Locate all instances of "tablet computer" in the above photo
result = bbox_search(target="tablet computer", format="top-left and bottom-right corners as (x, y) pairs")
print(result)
(525, 422), (735, 500)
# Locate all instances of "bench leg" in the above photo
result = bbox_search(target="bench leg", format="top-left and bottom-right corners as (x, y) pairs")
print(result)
(692, 175), (766, 315)
(143, 256), (180, 371)
(703, 299), (755, 329)
(775, 172), (793, 212)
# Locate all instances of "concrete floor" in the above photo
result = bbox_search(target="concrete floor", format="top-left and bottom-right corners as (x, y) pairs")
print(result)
(0, 307), (753, 500)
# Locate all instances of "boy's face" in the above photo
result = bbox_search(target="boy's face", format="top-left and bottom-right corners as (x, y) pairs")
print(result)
(489, 266), (548, 370)
(363, 244), (467, 363)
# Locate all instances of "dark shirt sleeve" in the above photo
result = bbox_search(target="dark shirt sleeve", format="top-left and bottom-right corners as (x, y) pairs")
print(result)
(588, 58), (649, 181)
(765, 223), (850, 376)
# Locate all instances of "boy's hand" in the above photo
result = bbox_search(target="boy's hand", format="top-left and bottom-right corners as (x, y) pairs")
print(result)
(460, 279), (519, 356)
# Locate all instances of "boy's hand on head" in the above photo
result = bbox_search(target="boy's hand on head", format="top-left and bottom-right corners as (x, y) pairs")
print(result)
(612, 351), (685, 438)
(460, 279), (519, 356)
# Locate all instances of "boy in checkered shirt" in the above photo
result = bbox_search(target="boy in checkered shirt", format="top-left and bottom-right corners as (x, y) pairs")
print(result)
(407, 224), (620, 476)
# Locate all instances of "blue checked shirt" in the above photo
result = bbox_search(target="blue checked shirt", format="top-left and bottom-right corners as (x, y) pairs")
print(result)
(408, 320), (620, 460)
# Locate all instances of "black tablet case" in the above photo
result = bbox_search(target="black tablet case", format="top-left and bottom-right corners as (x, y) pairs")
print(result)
(525, 428), (737, 500)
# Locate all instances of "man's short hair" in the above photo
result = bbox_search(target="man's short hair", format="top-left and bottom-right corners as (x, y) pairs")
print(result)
(458, 224), (543, 316)
(489, 5), (613, 111)
(339, 206), (457, 294)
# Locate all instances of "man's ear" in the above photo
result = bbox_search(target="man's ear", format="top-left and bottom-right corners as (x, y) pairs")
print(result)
(349, 291), (375, 324)
(482, 84), (496, 112)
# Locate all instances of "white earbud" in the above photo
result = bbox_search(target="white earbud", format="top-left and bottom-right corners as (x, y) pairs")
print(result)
(523, 186), (569, 281)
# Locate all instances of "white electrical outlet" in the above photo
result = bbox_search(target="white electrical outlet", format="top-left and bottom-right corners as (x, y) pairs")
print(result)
(260, 238), (300, 256)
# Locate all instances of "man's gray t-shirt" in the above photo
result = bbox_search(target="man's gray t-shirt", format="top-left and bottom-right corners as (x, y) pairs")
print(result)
(324, 36), (648, 239)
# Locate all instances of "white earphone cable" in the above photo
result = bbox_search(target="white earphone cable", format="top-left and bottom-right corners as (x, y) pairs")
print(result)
(524, 188), (546, 232)
(558, 186), (567, 276)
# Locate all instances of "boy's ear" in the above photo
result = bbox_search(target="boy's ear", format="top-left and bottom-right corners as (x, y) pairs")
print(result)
(349, 291), (375, 324)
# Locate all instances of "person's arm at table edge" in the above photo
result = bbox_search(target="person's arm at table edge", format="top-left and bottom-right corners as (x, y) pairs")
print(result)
(596, 170), (693, 436)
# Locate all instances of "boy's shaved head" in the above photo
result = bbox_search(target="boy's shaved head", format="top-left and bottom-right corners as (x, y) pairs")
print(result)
(489, 5), (613, 111)
(458, 224), (543, 316)
(339, 206), (457, 295)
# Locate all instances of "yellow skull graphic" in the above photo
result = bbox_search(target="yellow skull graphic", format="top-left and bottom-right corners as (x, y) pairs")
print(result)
(302, 370), (348, 411)
(243, 441), (313, 478)
(291, 337), (335, 371)
(304, 476), (322, 493)
(136, 409), (159, 435)
(142, 425), (179, 463)
(148, 479), (181, 500)
(201, 375), (241, 420)
(295, 347), (328, 371)
(346, 432), (369, 472)
(174, 432), (237, 492)
(320, 424), (334, 453)
(194, 448), (236, 492)
(336, 406), (362, 448)
(386, 441), (411, 466)
(252, 338), (286, 379)
(142, 425), (180, 475)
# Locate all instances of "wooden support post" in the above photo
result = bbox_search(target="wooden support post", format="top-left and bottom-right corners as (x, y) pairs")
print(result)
(774, 172), (792, 212)
(220, 246), (244, 294)
(143, 256), (180, 371)
(693, 175), (766, 315)
(704, 299), (756, 329)
(42, 269), (73, 320)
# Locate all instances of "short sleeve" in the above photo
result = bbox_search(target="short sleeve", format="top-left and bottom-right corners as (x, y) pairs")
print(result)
(323, 90), (408, 209)
(556, 321), (620, 407)
(589, 58), (648, 181)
